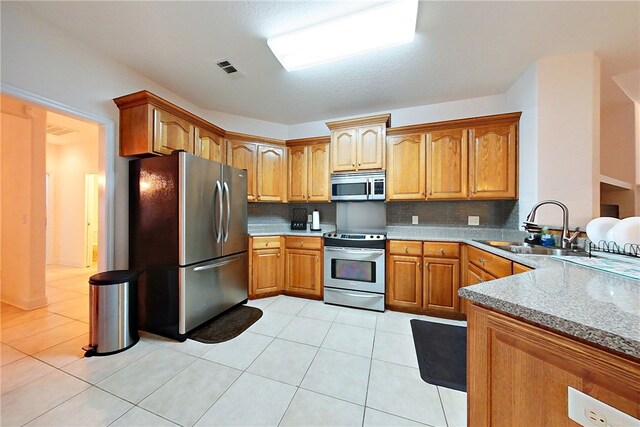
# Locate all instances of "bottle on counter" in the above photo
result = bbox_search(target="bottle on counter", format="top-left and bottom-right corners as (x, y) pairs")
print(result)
(540, 227), (555, 247)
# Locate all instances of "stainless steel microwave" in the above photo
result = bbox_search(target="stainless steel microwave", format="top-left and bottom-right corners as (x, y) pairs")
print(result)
(331, 171), (385, 201)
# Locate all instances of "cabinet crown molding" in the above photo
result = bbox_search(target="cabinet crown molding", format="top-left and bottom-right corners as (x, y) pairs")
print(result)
(225, 131), (286, 146)
(113, 90), (226, 137)
(387, 112), (521, 136)
(286, 136), (331, 147)
(326, 113), (391, 130)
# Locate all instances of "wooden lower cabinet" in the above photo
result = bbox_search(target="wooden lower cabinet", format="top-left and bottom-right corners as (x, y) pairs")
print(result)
(285, 249), (322, 298)
(424, 257), (459, 312)
(250, 241), (283, 297)
(387, 254), (423, 309)
(468, 304), (640, 426)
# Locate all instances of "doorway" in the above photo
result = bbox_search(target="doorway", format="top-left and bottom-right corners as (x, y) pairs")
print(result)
(85, 173), (99, 267)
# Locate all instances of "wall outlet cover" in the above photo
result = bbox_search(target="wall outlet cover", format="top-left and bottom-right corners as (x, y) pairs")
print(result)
(567, 386), (639, 427)
(412, 215), (419, 225)
(468, 216), (480, 226)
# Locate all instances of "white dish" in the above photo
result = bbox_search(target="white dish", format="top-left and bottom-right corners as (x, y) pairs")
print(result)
(606, 217), (640, 248)
(585, 217), (619, 243)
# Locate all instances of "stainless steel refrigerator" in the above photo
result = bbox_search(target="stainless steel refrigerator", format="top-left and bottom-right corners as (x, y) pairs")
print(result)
(129, 151), (248, 341)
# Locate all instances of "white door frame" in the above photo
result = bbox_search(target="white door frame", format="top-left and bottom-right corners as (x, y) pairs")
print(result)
(2, 83), (116, 271)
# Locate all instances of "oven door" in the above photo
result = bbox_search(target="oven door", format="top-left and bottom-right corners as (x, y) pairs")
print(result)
(324, 246), (385, 294)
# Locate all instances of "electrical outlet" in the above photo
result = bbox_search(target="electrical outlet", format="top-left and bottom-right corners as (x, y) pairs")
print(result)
(468, 216), (480, 226)
(412, 215), (419, 225)
(307, 214), (313, 223)
(568, 387), (639, 427)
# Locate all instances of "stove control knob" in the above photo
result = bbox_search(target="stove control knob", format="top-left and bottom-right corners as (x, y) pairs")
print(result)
(376, 236), (381, 239)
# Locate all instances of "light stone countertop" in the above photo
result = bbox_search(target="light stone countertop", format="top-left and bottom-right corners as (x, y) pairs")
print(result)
(248, 224), (335, 237)
(248, 223), (640, 358)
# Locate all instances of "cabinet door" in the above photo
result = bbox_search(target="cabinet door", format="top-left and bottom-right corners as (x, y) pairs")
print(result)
(285, 249), (322, 297)
(386, 254), (422, 309)
(424, 257), (460, 312)
(257, 145), (286, 202)
(426, 128), (468, 199)
(195, 127), (224, 163)
(357, 124), (385, 170)
(468, 305), (640, 426)
(308, 143), (331, 201)
(469, 123), (517, 199)
(152, 108), (194, 155)
(462, 262), (489, 314)
(386, 134), (425, 200)
(332, 129), (357, 172)
(227, 140), (257, 201)
(288, 145), (308, 201)
(251, 248), (282, 296)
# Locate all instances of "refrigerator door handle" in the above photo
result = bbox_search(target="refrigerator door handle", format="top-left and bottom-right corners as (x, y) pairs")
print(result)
(193, 253), (244, 272)
(214, 180), (223, 243)
(223, 181), (231, 242)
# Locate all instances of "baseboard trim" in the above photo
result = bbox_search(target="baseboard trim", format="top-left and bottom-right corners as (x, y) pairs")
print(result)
(1, 294), (48, 310)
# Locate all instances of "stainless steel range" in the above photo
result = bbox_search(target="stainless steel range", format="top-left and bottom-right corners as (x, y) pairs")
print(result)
(323, 201), (387, 311)
(323, 232), (386, 311)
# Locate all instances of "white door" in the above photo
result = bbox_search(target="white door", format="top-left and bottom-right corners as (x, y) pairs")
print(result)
(84, 173), (99, 267)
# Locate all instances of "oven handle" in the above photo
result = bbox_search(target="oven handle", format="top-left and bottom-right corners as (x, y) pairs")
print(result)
(324, 247), (385, 255)
(329, 288), (383, 299)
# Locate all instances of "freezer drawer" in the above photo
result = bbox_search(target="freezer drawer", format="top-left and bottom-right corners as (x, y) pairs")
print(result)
(324, 287), (384, 312)
(179, 252), (248, 334)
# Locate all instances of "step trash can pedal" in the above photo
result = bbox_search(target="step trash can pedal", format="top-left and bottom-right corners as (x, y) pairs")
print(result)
(83, 270), (140, 357)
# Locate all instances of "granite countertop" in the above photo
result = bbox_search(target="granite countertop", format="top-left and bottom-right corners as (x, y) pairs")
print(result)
(248, 224), (335, 237)
(249, 223), (640, 358)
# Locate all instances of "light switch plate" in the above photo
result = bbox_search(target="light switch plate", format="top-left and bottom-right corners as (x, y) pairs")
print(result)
(412, 215), (419, 225)
(468, 216), (480, 226)
(568, 386), (639, 427)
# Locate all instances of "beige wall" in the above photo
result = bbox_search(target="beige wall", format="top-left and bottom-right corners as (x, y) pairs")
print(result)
(534, 52), (601, 228)
(601, 101), (636, 184)
(1, 95), (47, 309)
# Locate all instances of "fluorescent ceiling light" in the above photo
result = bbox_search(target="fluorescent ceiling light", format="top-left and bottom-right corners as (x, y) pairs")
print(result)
(267, 0), (419, 72)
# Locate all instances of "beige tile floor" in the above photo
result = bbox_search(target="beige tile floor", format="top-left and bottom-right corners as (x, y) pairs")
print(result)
(2, 268), (467, 427)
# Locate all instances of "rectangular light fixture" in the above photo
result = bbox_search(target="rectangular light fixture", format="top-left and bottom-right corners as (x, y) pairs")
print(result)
(267, 0), (419, 72)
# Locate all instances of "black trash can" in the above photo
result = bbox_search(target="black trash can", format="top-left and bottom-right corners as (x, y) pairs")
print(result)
(83, 270), (140, 356)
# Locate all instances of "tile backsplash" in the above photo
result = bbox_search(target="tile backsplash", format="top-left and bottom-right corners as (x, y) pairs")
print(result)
(248, 200), (519, 229)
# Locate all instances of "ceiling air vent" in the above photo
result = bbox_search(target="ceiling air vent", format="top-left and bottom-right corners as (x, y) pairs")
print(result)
(46, 124), (78, 136)
(217, 60), (238, 74)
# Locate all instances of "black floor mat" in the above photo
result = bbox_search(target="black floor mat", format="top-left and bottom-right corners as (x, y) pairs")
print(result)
(410, 319), (467, 392)
(189, 305), (263, 344)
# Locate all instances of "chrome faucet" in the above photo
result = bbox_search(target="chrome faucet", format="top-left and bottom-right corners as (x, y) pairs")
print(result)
(523, 200), (580, 249)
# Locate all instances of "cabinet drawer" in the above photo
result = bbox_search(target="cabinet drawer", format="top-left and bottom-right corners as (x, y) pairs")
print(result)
(423, 242), (459, 258)
(389, 240), (423, 256)
(512, 263), (533, 274)
(285, 236), (321, 250)
(467, 246), (512, 278)
(252, 236), (281, 249)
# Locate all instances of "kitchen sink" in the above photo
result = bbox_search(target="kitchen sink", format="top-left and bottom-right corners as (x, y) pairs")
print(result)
(475, 240), (589, 257)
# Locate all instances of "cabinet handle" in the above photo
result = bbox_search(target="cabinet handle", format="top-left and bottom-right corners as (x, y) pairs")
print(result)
(300, 242), (304, 247)
(425, 262), (429, 267)
(440, 248), (445, 254)
(358, 162), (361, 166)
(277, 253), (280, 257)
(266, 242), (269, 246)
(404, 246), (408, 253)
(352, 162), (355, 166)
(479, 258), (485, 265)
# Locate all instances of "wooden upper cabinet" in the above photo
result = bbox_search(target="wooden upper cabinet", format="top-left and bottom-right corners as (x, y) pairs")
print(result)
(288, 142), (330, 202)
(469, 123), (517, 199)
(426, 128), (468, 199)
(195, 126), (224, 163)
(332, 129), (357, 172)
(386, 134), (425, 200)
(327, 114), (390, 172)
(288, 145), (307, 202)
(357, 125), (385, 170)
(152, 108), (194, 155)
(307, 143), (330, 201)
(227, 140), (258, 201)
(257, 145), (286, 202)
(114, 91), (225, 158)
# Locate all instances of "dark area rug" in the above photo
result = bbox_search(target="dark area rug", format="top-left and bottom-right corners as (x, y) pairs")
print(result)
(189, 305), (263, 344)
(410, 319), (467, 392)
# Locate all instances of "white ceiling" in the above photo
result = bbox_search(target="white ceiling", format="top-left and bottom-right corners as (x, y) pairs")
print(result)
(20, 1), (640, 125)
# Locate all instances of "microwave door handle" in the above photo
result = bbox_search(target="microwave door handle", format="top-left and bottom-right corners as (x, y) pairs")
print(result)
(367, 178), (372, 199)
